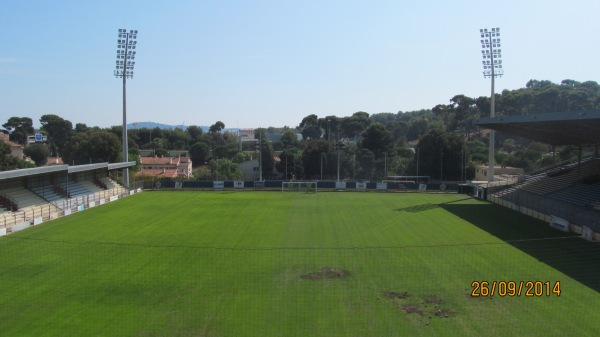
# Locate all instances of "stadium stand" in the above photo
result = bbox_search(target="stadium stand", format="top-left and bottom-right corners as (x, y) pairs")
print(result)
(2, 187), (50, 209)
(0, 162), (137, 233)
(491, 158), (597, 199)
(519, 158), (600, 196)
(549, 183), (600, 208)
(30, 187), (63, 203)
(99, 177), (117, 189)
(488, 156), (600, 235)
(66, 181), (102, 197)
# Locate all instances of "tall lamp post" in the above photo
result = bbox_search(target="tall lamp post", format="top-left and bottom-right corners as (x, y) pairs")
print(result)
(115, 28), (138, 188)
(258, 133), (263, 181)
(335, 142), (344, 182)
(479, 27), (503, 183)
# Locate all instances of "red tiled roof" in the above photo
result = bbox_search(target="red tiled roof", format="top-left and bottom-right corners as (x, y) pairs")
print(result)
(140, 157), (178, 165)
(1, 138), (22, 148)
(47, 157), (64, 165)
(135, 169), (179, 178)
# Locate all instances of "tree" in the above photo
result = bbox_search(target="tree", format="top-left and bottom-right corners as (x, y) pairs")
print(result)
(277, 148), (303, 180)
(340, 112), (370, 140)
(415, 129), (465, 181)
(259, 142), (275, 178)
(319, 115), (342, 141)
(189, 142), (210, 166)
(301, 139), (332, 178)
(23, 143), (49, 166)
(61, 130), (121, 165)
(231, 151), (250, 164)
(186, 125), (203, 144)
(154, 148), (169, 158)
(280, 129), (298, 148)
(0, 140), (19, 171)
(385, 121), (408, 147)
(299, 114), (322, 140)
(164, 128), (191, 150)
(361, 122), (393, 158)
(503, 139), (516, 154)
(213, 144), (229, 159)
(406, 118), (428, 141)
(3, 117), (34, 145)
(39, 114), (73, 152)
(209, 121), (225, 133)
(356, 148), (375, 180)
(369, 112), (397, 126)
(75, 123), (89, 133)
(209, 158), (242, 180)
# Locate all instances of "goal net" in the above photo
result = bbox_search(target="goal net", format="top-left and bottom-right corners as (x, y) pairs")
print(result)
(282, 181), (317, 193)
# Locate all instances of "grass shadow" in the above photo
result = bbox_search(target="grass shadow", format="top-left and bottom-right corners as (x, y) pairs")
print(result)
(441, 202), (600, 293)
(395, 203), (440, 212)
(395, 197), (473, 213)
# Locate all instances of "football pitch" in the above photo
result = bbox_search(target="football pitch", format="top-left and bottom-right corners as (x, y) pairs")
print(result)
(0, 191), (599, 336)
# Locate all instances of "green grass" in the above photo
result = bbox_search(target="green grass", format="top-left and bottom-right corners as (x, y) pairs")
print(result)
(0, 191), (599, 336)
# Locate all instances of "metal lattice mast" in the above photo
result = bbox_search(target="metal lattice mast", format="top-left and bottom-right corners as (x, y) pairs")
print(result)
(115, 28), (138, 188)
(480, 27), (503, 182)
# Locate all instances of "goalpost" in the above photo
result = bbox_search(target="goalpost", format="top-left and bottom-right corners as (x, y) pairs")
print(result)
(282, 181), (317, 193)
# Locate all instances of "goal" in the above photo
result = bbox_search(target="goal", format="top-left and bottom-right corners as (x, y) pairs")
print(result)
(282, 181), (317, 193)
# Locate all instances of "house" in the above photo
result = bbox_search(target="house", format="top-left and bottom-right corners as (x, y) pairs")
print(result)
(475, 165), (523, 182)
(46, 156), (64, 165)
(238, 156), (281, 181)
(238, 128), (257, 150)
(238, 159), (260, 181)
(0, 132), (24, 160)
(136, 155), (193, 179)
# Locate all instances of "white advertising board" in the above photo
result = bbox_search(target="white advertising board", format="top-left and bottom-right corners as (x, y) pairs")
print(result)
(376, 183), (388, 192)
(12, 221), (30, 233)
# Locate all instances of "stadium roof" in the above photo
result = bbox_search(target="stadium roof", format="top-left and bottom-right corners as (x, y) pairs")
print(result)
(0, 162), (136, 181)
(473, 110), (600, 146)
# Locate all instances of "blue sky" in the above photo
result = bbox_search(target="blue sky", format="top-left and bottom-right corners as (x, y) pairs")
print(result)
(1, 0), (599, 129)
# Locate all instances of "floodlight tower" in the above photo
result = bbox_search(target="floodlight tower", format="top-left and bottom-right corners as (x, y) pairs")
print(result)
(480, 28), (503, 182)
(115, 28), (138, 188)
